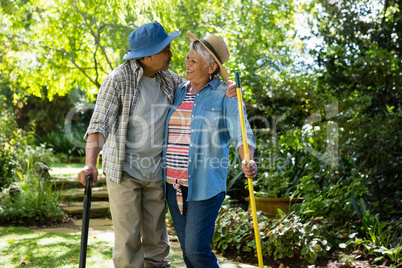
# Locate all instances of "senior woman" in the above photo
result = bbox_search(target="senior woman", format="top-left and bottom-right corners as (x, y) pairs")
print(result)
(163, 32), (257, 268)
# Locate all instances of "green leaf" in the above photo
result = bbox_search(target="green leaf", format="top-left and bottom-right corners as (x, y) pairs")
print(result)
(301, 246), (308, 255)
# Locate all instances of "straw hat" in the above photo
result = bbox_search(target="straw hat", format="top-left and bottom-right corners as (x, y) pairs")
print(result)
(187, 32), (230, 80)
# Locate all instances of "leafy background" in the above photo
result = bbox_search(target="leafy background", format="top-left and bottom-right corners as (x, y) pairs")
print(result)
(0, 0), (401, 266)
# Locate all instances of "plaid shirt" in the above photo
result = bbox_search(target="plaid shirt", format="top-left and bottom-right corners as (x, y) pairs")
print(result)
(85, 59), (185, 183)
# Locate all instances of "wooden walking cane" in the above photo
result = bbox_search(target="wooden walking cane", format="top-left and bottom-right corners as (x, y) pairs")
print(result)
(235, 71), (264, 268)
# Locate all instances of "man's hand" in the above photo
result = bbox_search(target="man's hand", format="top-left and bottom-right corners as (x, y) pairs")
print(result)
(226, 80), (238, 98)
(241, 160), (258, 179)
(78, 164), (98, 186)
(78, 132), (104, 186)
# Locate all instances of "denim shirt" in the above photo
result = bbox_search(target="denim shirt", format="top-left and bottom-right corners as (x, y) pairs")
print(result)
(163, 77), (256, 201)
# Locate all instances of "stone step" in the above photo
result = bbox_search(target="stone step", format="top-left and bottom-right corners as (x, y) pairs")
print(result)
(60, 186), (109, 202)
(59, 201), (110, 219)
(51, 177), (107, 190)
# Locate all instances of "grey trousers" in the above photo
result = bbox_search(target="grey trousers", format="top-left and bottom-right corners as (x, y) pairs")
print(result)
(107, 172), (170, 268)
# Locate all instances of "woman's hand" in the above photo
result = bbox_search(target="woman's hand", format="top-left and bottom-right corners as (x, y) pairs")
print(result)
(226, 80), (238, 98)
(241, 159), (258, 179)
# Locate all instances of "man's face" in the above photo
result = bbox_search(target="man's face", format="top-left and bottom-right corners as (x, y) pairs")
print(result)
(150, 44), (173, 72)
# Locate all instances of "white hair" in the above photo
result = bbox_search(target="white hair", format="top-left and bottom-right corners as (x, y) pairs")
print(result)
(190, 41), (220, 75)
(190, 41), (216, 66)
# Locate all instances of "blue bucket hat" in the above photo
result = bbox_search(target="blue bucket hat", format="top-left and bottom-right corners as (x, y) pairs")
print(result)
(123, 22), (180, 60)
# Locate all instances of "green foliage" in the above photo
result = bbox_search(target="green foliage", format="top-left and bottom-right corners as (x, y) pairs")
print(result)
(0, 172), (64, 226)
(1, 0), (401, 264)
(306, 0), (402, 217)
(16, 89), (90, 134)
(340, 218), (402, 265)
(213, 201), (330, 264)
(1, 0), (139, 99)
(213, 205), (259, 254)
(373, 246), (402, 264)
(0, 150), (16, 191)
(1, 0), (297, 100)
(0, 94), (62, 226)
(338, 253), (360, 266)
(36, 129), (86, 162)
(226, 146), (245, 196)
(295, 171), (371, 226)
(14, 144), (56, 176)
(265, 212), (330, 264)
(0, 95), (20, 189)
(253, 130), (313, 198)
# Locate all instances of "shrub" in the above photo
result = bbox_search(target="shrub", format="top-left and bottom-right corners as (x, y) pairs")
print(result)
(15, 144), (56, 177)
(0, 172), (64, 226)
(0, 94), (64, 226)
(0, 95), (20, 189)
(265, 212), (331, 264)
(212, 201), (331, 264)
(0, 150), (16, 190)
(340, 216), (402, 265)
(213, 205), (261, 254)
(35, 128), (86, 162)
(295, 173), (370, 225)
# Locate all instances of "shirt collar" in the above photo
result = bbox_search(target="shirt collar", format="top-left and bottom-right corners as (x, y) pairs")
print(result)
(208, 76), (221, 89)
(129, 59), (141, 71)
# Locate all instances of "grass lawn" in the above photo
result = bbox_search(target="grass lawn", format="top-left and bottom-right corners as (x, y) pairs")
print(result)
(0, 225), (192, 268)
(0, 226), (112, 268)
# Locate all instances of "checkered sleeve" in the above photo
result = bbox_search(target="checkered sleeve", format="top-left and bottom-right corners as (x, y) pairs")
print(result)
(85, 75), (121, 140)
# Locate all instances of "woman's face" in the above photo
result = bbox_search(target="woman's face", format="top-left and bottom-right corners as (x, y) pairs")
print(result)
(185, 50), (211, 84)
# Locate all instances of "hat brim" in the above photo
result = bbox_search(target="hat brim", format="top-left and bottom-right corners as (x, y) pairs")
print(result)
(186, 32), (229, 80)
(123, 32), (180, 60)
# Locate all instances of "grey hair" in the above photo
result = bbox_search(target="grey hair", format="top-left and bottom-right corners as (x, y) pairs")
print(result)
(190, 41), (216, 66)
(190, 40), (220, 75)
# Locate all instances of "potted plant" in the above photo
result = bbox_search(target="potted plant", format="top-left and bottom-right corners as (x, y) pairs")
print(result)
(246, 149), (307, 217)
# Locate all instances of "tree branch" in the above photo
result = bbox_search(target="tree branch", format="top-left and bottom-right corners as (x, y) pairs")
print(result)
(35, 41), (100, 88)
(72, 2), (115, 71)
(93, 45), (100, 87)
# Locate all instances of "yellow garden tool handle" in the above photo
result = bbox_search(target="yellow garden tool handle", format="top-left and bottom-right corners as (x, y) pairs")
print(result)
(235, 71), (264, 268)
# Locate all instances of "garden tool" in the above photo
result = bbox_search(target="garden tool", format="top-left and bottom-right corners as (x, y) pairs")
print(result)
(235, 71), (264, 268)
(79, 174), (93, 268)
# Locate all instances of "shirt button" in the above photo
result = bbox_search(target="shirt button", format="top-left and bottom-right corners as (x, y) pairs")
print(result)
(194, 104), (197, 106)
(191, 129), (194, 132)
(192, 115), (194, 117)
(189, 159), (192, 162)
(189, 175), (191, 178)
(212, 108), (214, 110)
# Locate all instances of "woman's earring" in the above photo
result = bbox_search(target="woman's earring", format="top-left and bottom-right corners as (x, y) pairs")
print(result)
(209, 74), (212, 80)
